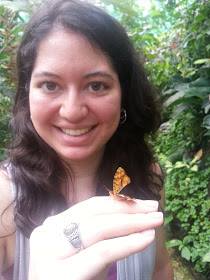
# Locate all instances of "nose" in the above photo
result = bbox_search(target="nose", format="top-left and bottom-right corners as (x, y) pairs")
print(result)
(59, 88), (88, 122)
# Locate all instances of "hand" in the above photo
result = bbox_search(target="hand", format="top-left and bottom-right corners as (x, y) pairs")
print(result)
(29, 196), (163, 280)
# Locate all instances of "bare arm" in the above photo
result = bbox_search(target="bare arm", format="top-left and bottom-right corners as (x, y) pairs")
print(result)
(152, 185), (174, 280)
(0, 169), (15, 274)
(153, 225), (173, 280)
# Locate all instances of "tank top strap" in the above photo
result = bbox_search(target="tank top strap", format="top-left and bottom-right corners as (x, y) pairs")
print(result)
(2, 162), (16, 199)
(2, 162), (30, 280)
(117, 241), (156, 280)
(13, 229), (30, 280)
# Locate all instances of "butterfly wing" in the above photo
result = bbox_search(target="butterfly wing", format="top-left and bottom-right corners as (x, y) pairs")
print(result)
(121, 174), (131, 188)
(113, 167), (130, 195)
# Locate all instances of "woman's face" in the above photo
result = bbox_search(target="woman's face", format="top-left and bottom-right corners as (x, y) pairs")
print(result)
(29, 29), (121, 163)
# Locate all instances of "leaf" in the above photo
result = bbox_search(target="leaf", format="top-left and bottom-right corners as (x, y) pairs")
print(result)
(166, 239), (182, 248)
(204, 129), (210, 136)
(174, 83), (189, 92)
(0, 0), (27, 12)
(184, 87), (210, 99)
(192, 149), (203, 163)
(202, 99), (210, 114)
(194, 58), (210, 65)
(164, 215), (173, 225)
(163, 85), (210, 108)
(174, 161), (188, 169)
(162, 88), (177, 96)
(172, 105), (188, 119)
(163, 91), (185, 107)
(190, 77), (210, 87)
(202, 252), (210, 263)
(202, 115), (210, 129)
(183, 235), (194, 244)
(190, 165), (198, 172)
(181, 247), (191, 261)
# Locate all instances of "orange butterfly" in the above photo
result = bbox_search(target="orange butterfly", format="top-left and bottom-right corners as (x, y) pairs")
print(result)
(107, 167), (134, 201)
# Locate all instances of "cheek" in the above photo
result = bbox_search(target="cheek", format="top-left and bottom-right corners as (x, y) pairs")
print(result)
(96, 99), (121, 126)
(29, 97), (41, 122)
(94, 89), (121, 126)
(29, 91), (53, 125)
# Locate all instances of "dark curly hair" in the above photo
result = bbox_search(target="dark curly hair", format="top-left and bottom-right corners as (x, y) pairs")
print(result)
(8, 0), (162, 237)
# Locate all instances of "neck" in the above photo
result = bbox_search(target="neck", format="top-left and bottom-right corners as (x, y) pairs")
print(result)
(64, 152), (103, 204)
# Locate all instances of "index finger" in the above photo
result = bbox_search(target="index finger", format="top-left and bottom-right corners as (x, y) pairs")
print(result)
(59, 196), (159, 220)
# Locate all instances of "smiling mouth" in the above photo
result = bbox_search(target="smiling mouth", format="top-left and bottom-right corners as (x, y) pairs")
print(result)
(61, 127), (94, 136)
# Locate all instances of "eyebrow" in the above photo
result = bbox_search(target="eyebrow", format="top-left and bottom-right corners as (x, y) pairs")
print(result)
(32, 71), (115, 81)
(32, 71), (60, 79)
(83, 71), (115, 81)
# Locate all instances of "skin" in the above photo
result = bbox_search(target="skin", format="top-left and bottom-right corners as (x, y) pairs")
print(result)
(29, 29), (121, 165)
(29, 28), (122, 203)
(29, 197), (163, 280)
(0, 29), (173, 279)
(0, 170), (16, 273)
(153, 189), (174, 280)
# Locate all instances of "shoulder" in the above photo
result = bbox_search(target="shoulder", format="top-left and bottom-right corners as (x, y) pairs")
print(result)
(150, 165), (174, 278)
(150, 163), (164, 206)
(0, 168), (16, 236)
(151, 162), (163, 177)
(0, 168), (16, 274)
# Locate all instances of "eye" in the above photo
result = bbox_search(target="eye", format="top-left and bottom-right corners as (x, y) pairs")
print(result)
(41, 81), (60, 93)
(87, 81), (108, 93)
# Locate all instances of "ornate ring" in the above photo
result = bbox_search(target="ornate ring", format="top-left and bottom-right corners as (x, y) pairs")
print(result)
(63, 222), (84, 251)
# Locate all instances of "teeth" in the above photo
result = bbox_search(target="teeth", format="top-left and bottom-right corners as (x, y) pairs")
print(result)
(62, 127), (92, 136)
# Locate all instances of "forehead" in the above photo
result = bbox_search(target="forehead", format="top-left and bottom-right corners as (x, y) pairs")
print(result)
(33, 28), (116, 76)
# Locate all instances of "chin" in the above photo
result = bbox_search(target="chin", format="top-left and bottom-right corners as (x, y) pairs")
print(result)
(58, 150), (99, 163)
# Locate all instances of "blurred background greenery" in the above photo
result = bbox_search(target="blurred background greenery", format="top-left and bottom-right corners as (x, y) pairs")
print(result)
(0, 0), (209, 278)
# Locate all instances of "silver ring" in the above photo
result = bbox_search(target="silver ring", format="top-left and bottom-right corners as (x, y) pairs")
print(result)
(63, 222), (84, 251)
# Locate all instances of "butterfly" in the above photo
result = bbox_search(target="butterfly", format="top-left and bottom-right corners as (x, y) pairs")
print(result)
(107, 167), (134, 201)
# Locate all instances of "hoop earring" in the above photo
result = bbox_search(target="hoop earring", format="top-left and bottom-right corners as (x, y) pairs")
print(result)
(25, 83), (29, 92)
(120, 108), (127, 124)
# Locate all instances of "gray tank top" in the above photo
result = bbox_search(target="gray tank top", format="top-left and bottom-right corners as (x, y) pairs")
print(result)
(6, 164), (156, 280)
(12, 228), (156, 280)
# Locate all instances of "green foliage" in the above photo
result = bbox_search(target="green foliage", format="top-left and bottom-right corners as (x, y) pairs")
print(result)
(0, 3), (27, 159)
(164, 157), (210, 274)
(203, 251), (210, 263)
(161, 77), (210, 147)
(156, 109), (210, 276)
(0, 6), (20, 89)
(150, 2), (210, 276)
(0, 93), (11, 160)
(152, 0), (210, 87)
(100, 0), (178, 87)
(156, 111), (202, 161)
(101, 0), (210, 91)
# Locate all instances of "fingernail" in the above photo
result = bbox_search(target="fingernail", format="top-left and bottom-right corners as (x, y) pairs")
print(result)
(144, 200), (158, 210)
(142, 229), (155, 238)
(151, 212), (163, 219)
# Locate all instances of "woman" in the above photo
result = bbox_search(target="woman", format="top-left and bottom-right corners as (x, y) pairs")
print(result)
(0, 0), (173, 279)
